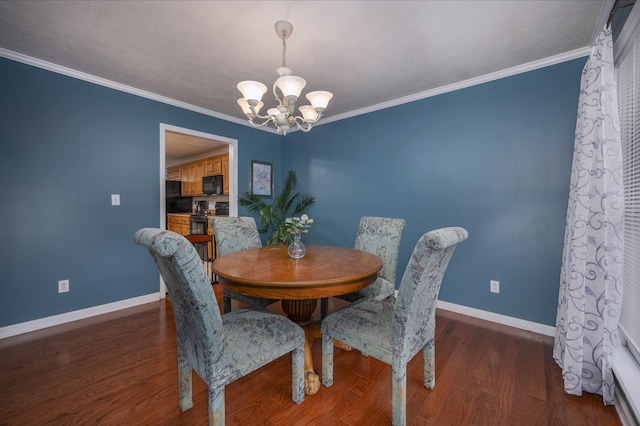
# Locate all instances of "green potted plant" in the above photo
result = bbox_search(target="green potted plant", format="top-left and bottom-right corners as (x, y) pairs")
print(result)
(238, 170), (315, 246)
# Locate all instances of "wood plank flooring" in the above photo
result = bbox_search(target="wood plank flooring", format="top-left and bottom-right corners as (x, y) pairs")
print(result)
(0, 285), (621, 425)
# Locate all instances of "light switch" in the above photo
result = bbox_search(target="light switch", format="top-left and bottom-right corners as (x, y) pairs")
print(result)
(111, 194), (120, 206)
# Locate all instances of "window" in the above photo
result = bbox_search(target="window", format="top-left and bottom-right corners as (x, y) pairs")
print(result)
(617, 3), (640, 366)
(614, 3), (640, 422)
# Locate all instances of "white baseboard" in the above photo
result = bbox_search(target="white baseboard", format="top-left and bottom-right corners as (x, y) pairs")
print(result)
(1, 294), (556, 340)
(0, 293), (160, 339)
(436, 300), (556, 337)
(614, 346), (640, 425)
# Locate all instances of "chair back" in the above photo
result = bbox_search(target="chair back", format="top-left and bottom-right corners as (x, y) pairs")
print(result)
(354, 216), (406, 284)
(133, 228), (222, 378)
(393, 227), (468, 361)
(212, 217), (262, 256)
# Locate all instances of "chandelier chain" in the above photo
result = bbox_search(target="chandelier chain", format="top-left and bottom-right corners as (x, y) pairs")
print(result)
(281, 35), (287, 68)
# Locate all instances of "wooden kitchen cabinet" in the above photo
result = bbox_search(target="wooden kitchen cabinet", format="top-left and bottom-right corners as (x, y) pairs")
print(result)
(212, 156), (223, 174)
(167, 215), (180, 234)
(181, 216), (190, 235)
(179, 165), (190, 195)
(178, 161), (205, 196)
(194, 161), (204, 195)
(167, 214), (190, 236)
(204, 158), (214, 176)
(180, 162), (197, 196)
(187, 164), (198, 195)
(166, 167), (180, 180)
(203, 155), (222, 176)
(171, 153), (229, 195)
(221, 154), (229, 194)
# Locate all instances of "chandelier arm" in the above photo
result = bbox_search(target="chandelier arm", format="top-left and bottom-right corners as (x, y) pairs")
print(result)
(248, 105), (271, 120)
(292, 116), (315, 132)
(247, 116), (274, 129)
(295, 121), (314, 133)
(272, 83), (285, 108)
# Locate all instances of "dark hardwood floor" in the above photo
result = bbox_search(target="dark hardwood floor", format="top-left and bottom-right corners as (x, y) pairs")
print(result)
(0, 285), (621, 425)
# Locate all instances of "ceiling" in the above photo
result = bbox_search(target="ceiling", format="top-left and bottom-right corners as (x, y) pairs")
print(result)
(164, 131), (229, 165)
(0, 1), (609, 159)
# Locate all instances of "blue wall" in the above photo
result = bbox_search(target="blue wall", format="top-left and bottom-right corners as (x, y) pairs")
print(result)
(0, 54), (584, 329)
(0, 57), (281, 327)
(283, 58), (585, 326)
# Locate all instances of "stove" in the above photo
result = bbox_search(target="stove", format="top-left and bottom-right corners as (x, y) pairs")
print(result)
(189, 213), (208, 235)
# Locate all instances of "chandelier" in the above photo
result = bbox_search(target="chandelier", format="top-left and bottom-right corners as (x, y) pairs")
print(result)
(236, 20), (333, 135)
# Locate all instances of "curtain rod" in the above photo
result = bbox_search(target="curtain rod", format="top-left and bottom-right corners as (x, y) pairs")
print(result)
(607, 0), (636, 28)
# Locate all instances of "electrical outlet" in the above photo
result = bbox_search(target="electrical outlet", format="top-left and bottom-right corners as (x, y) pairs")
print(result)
(111, 194), (120, 206)
(58, 279), (69, 293)
(490, 280), (500, 294)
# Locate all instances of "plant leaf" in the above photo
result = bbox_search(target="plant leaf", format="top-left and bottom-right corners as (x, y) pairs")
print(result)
(237, 170), (315, 246)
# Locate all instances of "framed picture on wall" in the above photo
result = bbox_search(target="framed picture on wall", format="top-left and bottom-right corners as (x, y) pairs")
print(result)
(249, 159), (273, 198)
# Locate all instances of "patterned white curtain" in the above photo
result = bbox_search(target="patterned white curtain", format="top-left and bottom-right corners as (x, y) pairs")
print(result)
(553, 26), (624, 405)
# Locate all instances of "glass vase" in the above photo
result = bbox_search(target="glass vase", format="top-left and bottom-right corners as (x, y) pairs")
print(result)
(287, 233), (306, 259)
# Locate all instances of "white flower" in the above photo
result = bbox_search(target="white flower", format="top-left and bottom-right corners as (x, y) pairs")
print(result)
(285, 215), (314, 235)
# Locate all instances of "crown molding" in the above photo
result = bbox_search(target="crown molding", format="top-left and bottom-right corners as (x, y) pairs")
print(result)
(0, 47), (279, 134)
(2, 45), (589, 133)
(319, 46), (591, 126)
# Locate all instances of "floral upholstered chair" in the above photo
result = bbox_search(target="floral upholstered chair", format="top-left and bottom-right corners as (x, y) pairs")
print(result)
(134, 228), (304, 425)
(321, 227), (468, 426)
(321, 216), (406, 318)
(211, 217), (279, 313)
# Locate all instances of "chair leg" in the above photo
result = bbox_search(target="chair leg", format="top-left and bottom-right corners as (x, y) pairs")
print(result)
(177, 355), (193, 412)
(208, 385), (224, 426)
(223, 292), (232, 314)
(423, 339), (435, 389)
(392, 362), (407, 426)
(321, 325), (334, 387)
(320, 297), (328, 319)
(292, 346), (305, 404)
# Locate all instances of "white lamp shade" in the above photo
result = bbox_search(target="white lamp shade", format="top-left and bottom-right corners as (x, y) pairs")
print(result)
(237, 98), (263, 115)
(306, 91), (333, 109)
(275, 75), (306, 98)
(299, 105), (318, 122)
(237, 81), (268, 102)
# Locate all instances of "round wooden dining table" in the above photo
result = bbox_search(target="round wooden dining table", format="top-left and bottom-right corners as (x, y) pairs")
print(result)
(212, 245), (382, 395)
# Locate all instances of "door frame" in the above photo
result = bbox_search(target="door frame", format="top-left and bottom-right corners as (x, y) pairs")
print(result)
(159, 123), (238, 298)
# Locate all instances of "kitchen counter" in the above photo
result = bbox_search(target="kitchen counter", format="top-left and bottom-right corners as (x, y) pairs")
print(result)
(166, 213), (229, 237)
(167, 213), (229, 218)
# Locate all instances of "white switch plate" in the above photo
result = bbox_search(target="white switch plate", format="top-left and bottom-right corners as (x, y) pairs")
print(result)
(111, 194), (120, 206)
(490, 280), (500, 293)
(58, 279), (69, 293)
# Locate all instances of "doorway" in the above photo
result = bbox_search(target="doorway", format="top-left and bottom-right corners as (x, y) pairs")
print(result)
(159, 123), (238, 297)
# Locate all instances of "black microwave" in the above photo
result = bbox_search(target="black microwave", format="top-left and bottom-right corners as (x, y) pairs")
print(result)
(202, 174), (223, 195)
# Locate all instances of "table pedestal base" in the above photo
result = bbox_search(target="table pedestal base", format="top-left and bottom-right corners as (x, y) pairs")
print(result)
(281, 299), (321, 395)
